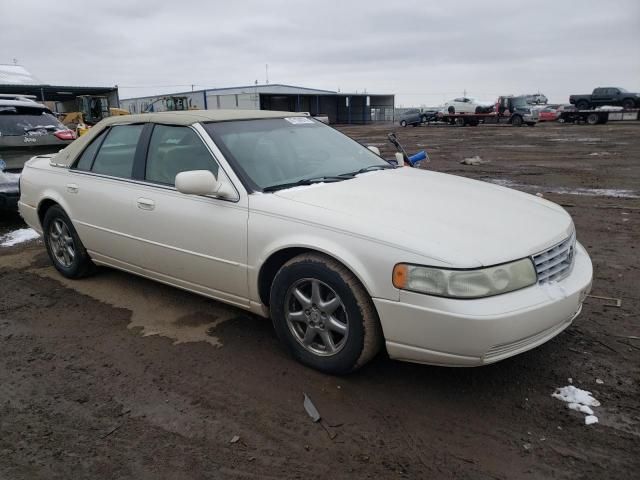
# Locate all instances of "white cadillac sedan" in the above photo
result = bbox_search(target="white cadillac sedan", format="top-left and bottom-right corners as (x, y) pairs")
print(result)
(18, 110), (593, 374)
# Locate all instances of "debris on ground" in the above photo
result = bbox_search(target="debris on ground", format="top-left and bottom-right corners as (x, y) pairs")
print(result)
(0, 228), (39, 247)
(596, 378), (604, 385)
(587, 294), (622, 308)
(230, 435), (241, 444)
(552, 385), (601, 425)
(303, 393), (321, 422)
(460, 155), (488, 165)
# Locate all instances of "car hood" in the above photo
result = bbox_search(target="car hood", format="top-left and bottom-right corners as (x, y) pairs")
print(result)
(271, 168), (573, 268)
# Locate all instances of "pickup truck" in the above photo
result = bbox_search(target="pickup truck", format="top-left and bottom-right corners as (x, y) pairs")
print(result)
(569, 87), (640, 110)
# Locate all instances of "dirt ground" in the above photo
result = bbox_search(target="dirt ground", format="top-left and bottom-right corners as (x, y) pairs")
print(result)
(1, 121), (639, 479)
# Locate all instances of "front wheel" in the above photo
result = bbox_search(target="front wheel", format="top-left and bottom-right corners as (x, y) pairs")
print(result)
(511, 115), (523, 127)
(43, 205), (95, 278)
(270, 253), (383, 374)
(400, 120), (407, 127)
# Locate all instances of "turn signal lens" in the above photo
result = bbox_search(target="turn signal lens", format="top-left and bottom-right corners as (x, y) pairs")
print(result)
(392, 264), (408, 289)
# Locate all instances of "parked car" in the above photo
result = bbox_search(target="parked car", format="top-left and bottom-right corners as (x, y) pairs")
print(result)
(0, 163), (20, 211)
(397, 108), (439, 127)
(19, 110), (593, 374)
(0, 98), (76, 172)
(569, 87), (640, 110)
(538, 105), (560, 122)
(0, 98), (75, 210)
(441, 97), (494, 114)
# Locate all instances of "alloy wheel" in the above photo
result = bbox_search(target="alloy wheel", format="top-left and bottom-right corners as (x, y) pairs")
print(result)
(285, 278), (349, 356)
(49, 218), (75, 268)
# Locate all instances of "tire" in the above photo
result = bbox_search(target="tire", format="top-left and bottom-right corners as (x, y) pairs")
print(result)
(421, 114), (428, 123)
(400, 120), (407, 127)
(622, 98), (635, 110)
(586, 113), (600, 125)
(269, 253), (383, 374)
(576, 100), (590, 110)
(511, 115), (523, 127)
(43, 205), (95, 278)
(448, 106), (455, 114)
(454, 117), (465, 127)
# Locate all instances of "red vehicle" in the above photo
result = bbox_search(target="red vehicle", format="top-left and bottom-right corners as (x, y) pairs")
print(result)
(538, 105), (560, 122)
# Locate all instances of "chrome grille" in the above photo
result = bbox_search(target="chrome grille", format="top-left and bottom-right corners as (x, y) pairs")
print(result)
(533, 232), (576, 283)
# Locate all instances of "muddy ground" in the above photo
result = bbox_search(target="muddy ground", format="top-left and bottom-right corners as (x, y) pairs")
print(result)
(1, 121), (639, 479)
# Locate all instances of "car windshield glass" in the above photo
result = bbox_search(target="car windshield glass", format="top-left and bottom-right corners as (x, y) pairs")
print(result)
(511, 97), (528, 108)
(0, 108), (65, 136)
(204, 118), (391, 191)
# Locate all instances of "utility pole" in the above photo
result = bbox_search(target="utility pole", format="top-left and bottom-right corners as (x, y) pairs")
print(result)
(265, 64), (269, 84)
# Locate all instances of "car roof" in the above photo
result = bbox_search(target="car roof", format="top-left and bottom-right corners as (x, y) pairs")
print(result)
(0, 99), (49, 110)
(50, 109), (309, 168)
(102, 109), (308, 127)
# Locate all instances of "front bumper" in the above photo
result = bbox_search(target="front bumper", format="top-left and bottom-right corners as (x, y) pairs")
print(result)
(374, 242), (593, 366)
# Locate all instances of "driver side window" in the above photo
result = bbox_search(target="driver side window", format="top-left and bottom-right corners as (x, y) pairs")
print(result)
(145, 125), (219, 185)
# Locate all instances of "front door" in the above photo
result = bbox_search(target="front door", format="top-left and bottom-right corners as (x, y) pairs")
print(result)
(127, 123), (249, 306)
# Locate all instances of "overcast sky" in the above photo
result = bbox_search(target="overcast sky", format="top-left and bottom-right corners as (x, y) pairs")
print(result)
(2, 0), (639, 106)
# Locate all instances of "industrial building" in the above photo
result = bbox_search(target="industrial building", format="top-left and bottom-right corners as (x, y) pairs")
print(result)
(0, 64), (120, 113)
(120, 84), (395, 124)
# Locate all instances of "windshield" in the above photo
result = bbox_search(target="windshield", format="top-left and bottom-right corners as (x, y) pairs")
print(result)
(204, 118), (391, 191)
(0, 107), (65, 136)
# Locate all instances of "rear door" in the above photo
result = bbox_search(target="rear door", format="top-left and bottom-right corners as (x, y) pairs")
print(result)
(66, 123), (148, 265)
(126, 123), (249, 305)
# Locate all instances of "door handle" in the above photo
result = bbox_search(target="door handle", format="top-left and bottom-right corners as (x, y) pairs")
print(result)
(137, 198), (155, 211)
(66, 183), (79, 194)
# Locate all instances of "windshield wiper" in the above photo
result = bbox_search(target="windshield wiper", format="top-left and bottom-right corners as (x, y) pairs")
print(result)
(262, 176), (347, 192)
(338, 164), (395, 178)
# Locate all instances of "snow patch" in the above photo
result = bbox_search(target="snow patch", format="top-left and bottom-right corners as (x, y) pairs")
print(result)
(0, 228), (40, 247)
(552, 385), (601, 425)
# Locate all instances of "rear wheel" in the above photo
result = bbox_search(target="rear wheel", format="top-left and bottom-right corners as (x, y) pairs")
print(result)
(448, 106), (455, 114)
(622, 98), (635, 110)
(586, 113), (600, 125)
(270, 253), (383, 374)
(576, 100), (590, 110)
(400, 120), (407, 127)
(43, 205), (95, 278)
(421, 114), (428, 123)
(454, 117), (465, 127)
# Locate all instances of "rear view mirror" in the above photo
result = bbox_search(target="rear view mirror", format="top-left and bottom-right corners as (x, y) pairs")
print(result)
(175, 170), (220, 196)
(367, 146), (381, 156)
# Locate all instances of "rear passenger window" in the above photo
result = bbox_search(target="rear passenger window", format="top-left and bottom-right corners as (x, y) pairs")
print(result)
(74, 129), (106, 171)
(91, 125), (144, 178)
(145, 125), (219, 185)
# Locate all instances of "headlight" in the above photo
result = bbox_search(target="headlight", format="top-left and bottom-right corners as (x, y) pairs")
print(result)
(392, 258), (537, 299)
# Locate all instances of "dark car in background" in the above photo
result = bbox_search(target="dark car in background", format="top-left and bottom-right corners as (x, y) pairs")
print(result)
(569, 87), (640, 110)
(0, 98), (75, 210)
(398, 107), (439, 127)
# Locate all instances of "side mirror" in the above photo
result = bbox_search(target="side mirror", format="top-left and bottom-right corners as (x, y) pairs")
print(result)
(367, 145), (381, 156)
(175, 170), (229, 197)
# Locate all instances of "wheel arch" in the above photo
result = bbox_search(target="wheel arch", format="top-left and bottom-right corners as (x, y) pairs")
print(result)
(37, 194), (69, 227)
(256, 244), (377, 308)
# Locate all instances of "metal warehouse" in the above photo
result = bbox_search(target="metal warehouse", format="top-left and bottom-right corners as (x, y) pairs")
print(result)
(0, 64), (120, 112)
(120, 84), (395, 124)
